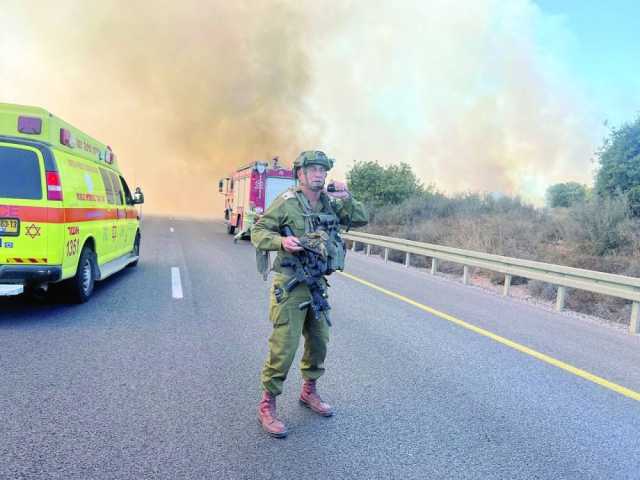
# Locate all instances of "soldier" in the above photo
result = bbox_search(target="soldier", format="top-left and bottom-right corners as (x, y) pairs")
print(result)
(251, 150), (368, 438)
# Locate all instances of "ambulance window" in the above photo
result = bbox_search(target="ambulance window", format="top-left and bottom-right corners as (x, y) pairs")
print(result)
(120, 176), (133, 205)
(99, 168), (116, 204)
(109, 171), (123, 205)
(0, 146), (43, 200)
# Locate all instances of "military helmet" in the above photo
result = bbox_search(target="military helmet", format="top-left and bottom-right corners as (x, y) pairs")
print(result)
(293, 150), (334, 176)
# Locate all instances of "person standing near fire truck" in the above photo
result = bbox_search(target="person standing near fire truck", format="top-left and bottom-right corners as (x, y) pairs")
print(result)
(251, 150), (368, 438)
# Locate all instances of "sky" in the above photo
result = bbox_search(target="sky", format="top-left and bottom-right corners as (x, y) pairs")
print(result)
(534, 0), (640, 127)
(1, 0), (638, 216)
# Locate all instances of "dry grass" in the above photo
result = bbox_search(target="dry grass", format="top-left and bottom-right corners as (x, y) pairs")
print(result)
(355, 194), (640, 326)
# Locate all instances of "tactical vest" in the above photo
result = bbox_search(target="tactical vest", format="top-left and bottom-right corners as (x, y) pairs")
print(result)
(294, 191), (346, 274)
(255, 190), (347, 280)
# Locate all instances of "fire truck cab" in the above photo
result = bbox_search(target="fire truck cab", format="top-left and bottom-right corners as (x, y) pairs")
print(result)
(219, 157), (295, 236)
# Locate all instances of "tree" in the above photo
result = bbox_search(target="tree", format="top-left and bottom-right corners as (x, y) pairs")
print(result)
(595, 115), (640, 212)
(545, 182), (588, 208)
(346, 160), (422, 206)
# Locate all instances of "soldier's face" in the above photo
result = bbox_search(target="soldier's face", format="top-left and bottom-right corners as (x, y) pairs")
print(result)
(300, 165), (327, 191)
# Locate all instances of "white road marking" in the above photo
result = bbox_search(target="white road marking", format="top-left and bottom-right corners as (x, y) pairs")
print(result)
(170, 227), (175, 233)
(171, 267), (183, 299)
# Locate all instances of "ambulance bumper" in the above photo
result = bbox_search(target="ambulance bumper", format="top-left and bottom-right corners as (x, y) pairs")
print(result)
(0, 284), (24, 296)
(0, 264), (63, 287)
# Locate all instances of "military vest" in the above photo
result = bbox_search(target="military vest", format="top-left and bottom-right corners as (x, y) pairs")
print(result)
(294, 191), (346, 274)
(255, 190), (347, 279)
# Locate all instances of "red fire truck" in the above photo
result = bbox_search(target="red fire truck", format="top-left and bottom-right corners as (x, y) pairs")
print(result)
(219, 157), (295, 235)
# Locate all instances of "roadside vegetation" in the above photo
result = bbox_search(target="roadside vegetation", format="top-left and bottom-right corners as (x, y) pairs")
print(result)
(346, 115), (640, 325)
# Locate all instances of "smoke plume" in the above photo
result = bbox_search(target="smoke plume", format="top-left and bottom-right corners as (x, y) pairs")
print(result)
(1, 0), (603, 216)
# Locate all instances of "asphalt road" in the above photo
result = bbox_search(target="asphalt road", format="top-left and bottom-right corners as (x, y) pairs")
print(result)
(1, 216), (639, 480)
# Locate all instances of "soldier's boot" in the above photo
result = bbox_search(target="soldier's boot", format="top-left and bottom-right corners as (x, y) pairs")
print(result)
(258, 391), (287, 438)
(299, 379), (334, 417)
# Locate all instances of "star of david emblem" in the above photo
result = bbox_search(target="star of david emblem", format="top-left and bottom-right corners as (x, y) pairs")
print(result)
(25, 224), (41, 239)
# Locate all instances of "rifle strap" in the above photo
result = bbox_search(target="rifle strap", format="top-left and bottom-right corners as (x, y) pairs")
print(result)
(294, 190), (338, 234)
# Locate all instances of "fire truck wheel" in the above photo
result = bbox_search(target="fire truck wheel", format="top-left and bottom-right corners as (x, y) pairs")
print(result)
(66, 246), (96, 303)
(227, 223), (236, 235)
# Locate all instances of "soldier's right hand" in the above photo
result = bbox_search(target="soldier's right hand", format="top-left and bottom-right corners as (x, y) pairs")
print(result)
(282, 235), (304, 252)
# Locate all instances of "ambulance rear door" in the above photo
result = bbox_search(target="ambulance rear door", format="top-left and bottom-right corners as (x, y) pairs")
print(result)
(0, 141), (51, 265)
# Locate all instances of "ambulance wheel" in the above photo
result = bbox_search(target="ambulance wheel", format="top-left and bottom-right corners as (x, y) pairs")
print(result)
(129, 232), (141, 268)
(67, 246), (96, 303)
(227, 223), (236, 235)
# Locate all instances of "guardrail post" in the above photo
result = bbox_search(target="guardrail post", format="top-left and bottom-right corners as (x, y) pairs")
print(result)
(431, 258), (438, 275)
(366, 244), (371, 256)
(503, 274), (512, 296)
(555, 286), (566, 312)
(631, 302), (639, 334)
(404, 253), (410, 268)
(351, 241), (356, 252)
(463, 266), (470, 285)
(384, 248), (389, 263)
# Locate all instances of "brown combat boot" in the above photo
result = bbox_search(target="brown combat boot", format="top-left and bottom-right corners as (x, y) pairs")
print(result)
(258, 391), (287, 438)
(299, 379), (334, 417)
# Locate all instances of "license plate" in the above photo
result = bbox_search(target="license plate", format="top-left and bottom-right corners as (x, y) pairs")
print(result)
(0, 218), (19, 236)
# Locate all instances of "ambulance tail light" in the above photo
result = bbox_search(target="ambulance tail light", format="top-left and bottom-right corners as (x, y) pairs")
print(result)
(46, 171), (63, 201)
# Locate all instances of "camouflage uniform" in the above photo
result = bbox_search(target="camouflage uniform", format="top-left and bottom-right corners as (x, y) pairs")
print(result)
(251, 186), (368, 396)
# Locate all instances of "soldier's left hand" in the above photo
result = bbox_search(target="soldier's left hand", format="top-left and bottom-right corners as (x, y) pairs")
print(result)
(326, 180), (350, 199)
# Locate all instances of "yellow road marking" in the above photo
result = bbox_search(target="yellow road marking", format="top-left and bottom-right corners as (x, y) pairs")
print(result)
(339, 271), (640, 403)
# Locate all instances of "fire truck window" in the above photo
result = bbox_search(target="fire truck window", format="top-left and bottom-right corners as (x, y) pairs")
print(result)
(233, 178), (241, 208)
(243, 178), (248, 206)
(232, 180), (237, 206)
(238, 178), (245, 207)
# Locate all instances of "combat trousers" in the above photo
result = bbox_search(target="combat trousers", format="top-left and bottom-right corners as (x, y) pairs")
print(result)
(261, 273), (330, 396)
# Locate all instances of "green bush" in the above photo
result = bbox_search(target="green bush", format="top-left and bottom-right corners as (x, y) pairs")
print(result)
(546, 182), (588, 208)
(346, 160), (423, 207)
(566, 196), (633, 255)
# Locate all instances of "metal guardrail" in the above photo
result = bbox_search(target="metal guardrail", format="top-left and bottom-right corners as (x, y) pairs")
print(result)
(342, 231), (640, 334)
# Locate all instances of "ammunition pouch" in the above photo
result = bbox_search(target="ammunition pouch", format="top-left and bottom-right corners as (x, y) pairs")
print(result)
(300, 230), (345, 275)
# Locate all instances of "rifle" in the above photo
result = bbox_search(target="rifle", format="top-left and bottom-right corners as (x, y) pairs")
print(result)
(277, 225), (332, 326)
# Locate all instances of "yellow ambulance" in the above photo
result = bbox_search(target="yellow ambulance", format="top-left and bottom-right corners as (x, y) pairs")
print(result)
(0, 103), (144, 302)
